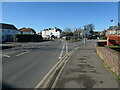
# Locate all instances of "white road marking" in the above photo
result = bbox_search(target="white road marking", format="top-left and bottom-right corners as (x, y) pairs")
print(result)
(35, 46), (78, 89)
(16, 50), (30, 57)
(2, 54), (10, 58)
(95, 43), (96, 47)
(3, 51), (16, 55)
(66, 42), (68, 54)
(60, 39), (63, 42)
(58, 41), (65, 59)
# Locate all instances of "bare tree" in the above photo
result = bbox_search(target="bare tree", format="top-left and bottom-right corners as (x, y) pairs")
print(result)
(64, 28), (71, 33)
(63, 28), (73, 40)
(84, 24), (94, 31)
(73, 27), (82, 40)
(84, 24), (95, 35)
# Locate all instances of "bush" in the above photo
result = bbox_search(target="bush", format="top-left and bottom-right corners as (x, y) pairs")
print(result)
(101, 36), (107, 40)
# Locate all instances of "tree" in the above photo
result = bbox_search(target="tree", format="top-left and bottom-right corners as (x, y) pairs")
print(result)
(84, 24), (95, 35)
(73, 28), (82, 40)
(63, 28), (73, 40)
(64, 28), (71, 33)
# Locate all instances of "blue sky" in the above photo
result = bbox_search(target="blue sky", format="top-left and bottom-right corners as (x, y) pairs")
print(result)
(2, 2), (118, 33)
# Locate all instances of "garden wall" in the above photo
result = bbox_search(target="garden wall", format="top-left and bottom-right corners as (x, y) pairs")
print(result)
(15, 34), (43, 42)
(96, 46), (120, 76)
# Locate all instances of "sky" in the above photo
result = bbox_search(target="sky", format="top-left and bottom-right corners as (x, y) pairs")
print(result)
(2, 2), (118, 33)
(1, 0), (120, 2)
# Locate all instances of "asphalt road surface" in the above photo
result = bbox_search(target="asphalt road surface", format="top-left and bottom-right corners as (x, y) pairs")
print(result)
(2, 39), (83, 88)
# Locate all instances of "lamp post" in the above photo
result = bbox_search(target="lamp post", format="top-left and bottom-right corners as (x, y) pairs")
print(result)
(111, 19), (114, 34)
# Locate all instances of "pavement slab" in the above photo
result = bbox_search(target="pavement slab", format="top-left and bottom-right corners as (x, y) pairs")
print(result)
(56, 40), (119, 89)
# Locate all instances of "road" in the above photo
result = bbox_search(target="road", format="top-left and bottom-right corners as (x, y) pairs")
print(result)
(2, 39), (83, 88)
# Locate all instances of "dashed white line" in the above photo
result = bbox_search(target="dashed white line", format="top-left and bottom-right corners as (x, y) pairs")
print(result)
(16, 50), (30, 57)
(2, 54), (10, 58)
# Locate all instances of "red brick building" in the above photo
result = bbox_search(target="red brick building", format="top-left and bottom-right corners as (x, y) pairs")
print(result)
(107, 35), (120, 46)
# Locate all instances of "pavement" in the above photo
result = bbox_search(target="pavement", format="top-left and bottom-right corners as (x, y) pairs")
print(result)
(56, 40), (119, 89)
(2, 39), (82, 88)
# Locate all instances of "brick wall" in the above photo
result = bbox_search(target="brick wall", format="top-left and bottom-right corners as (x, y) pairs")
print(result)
(97, 47), (120, 76)
(97, 41), (107, 46)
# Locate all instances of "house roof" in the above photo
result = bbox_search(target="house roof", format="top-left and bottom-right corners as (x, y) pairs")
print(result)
(56, 28), (62, 32)
(107, 26), (120, 30)
(19, 27), (36, 33)
(0, 23), (18, 30)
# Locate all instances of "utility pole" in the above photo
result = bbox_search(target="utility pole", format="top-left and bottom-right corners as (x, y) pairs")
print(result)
(83, 26), (86, 47)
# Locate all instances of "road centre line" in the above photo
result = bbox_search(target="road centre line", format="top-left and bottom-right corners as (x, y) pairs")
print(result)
(16, 50), (30, 57)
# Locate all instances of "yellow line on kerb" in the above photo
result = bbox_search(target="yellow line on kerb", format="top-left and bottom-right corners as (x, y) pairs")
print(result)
(34, 46), (79, 89)
(34, 53), (68, 89)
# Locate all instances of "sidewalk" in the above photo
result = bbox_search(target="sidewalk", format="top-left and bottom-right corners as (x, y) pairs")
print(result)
(56, 40), (119, 88)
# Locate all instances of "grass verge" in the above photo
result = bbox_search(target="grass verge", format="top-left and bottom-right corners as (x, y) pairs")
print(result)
(70, 39), (82, 42)
(105, 45), (120, 48)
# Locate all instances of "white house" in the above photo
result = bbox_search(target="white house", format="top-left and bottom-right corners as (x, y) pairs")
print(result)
(0, 23), (18, 42)
(41, 27), (62, 39)
(106, 25), (120, 35)
(19, 27), (36, 35)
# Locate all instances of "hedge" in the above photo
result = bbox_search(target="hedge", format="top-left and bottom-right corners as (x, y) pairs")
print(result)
(14, 34), (43, 42)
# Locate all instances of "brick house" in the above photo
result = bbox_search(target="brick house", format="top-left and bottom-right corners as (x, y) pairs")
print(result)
(106, 24), (120, 46)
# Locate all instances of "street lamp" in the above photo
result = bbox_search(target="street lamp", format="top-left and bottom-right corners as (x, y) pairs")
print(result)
(111, 19), (114, 34)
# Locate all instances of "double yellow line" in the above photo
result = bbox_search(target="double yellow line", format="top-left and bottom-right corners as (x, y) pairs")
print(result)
(34, 46), (79, 89)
